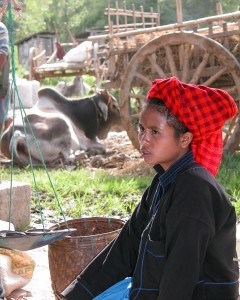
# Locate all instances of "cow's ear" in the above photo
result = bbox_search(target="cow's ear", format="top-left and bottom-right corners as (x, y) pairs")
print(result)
(98, 101), (108, 121)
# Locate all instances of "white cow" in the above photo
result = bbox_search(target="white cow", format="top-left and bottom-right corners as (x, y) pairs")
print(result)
(1, 88), (122, 166)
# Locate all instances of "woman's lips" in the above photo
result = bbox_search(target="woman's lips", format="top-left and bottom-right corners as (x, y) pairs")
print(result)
(140, 148), (151, 157)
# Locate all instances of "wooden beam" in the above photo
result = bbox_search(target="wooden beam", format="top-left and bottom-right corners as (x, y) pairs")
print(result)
(89, 11), (240, 41)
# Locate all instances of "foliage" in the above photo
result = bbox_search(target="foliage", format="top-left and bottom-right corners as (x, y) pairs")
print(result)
(159, 0), (239, 24)
(216, 152), (240, 217)
(6, 0), (239, 43)
(40, 75), (97, 92)
(0, 166), (151, 222)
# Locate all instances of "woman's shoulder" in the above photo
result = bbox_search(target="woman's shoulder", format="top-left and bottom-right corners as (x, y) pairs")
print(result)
(177, 162), (217, 185)
(174, 162), (231, 208)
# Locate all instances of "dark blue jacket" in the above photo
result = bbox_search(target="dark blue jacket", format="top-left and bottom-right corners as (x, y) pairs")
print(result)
(63, 156), (239, 299)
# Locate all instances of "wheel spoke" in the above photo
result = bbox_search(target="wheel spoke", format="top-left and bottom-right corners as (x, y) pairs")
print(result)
(129, 93), (146, 100)
(135, 72), (152, 86)
(164, 45), (179, 77)
(223, 116), (240, 152)
(148, 53), (166, 78)
(189, 52), (210, 84)
(202, 67), (227, 86)
(224, 86), (238, 95)
(223, 115), (238, 144)
(181, 44), (190, 83)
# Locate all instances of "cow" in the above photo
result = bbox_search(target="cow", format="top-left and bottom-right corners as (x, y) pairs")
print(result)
(0, 88), (123, 166)
(56, 76), (91, 98)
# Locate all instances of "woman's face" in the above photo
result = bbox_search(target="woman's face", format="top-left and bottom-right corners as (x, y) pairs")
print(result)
(138, 106), (189, 170)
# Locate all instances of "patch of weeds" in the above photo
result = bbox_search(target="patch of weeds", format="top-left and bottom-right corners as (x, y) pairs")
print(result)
(217, 152), (240, 219)
(3, 152), (239, 223)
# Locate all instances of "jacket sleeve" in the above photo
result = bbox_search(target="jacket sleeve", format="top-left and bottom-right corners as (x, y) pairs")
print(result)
(62, 187), (152, 300)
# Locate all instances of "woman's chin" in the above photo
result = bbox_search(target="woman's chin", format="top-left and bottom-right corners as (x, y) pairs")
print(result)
(142, 157), (155, 165)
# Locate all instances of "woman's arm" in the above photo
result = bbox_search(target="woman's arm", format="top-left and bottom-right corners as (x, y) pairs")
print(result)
(62, 186), (153, 299)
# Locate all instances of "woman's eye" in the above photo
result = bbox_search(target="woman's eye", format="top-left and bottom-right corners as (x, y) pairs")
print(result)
(138, 124), (144, 132)
(152, 129), (159, 135)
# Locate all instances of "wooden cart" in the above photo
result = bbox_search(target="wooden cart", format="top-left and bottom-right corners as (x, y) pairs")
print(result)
(29, 2), (240, 153)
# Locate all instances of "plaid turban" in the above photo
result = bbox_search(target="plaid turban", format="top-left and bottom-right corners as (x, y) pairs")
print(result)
(147, 77), (238, 176)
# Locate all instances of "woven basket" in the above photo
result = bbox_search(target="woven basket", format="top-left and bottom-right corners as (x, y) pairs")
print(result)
(48, 217), (125, 298)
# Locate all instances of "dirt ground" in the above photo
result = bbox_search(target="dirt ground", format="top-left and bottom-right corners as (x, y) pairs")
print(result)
(70, 131), (154, 177)
(24, 246), (55, 300)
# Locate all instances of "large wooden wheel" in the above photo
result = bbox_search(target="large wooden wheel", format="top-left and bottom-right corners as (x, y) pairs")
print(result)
(119, 32), (240, 152)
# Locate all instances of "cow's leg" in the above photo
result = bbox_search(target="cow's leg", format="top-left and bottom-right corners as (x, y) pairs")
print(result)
(86, 140), (106, 156)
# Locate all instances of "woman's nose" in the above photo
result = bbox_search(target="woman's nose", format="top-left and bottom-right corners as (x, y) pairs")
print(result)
(139, 132), (150, 145)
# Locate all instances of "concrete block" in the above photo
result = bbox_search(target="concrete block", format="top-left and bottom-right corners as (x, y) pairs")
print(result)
(0, 181), (31, 230)
(0, 220), (15, 230)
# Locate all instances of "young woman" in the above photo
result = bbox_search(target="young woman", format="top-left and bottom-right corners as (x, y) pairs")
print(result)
(61, 77), (239, 300)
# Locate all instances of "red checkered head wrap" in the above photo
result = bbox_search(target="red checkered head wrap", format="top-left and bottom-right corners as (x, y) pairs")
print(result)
(147, 77), (238, 176)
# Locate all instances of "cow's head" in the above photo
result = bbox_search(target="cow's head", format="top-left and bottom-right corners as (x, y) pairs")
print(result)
(94, 89), (123, 140)
(55, 81), (67, 95)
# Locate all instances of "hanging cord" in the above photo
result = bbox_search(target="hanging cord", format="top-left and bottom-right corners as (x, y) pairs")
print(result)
(5, 3), (69, 231)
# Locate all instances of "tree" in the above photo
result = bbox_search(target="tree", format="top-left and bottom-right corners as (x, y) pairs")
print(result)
(9, 0), (240, 43)
(158, 0), (239, 25)
(12, 1), (51, 39)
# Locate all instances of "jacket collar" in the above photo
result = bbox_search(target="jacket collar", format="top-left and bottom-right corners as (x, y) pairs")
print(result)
(154, 150), (195, 189)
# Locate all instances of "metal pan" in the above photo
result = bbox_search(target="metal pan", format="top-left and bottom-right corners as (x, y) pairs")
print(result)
(0, 228), (76, 251)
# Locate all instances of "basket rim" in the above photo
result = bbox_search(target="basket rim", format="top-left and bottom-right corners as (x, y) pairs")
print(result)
(49, 217), (125, 239)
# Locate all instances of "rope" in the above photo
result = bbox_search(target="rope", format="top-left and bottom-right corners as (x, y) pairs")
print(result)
(2, 3), (69, 231)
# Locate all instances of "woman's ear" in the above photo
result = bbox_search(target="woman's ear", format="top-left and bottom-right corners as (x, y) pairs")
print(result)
(181, 132), (193, 148)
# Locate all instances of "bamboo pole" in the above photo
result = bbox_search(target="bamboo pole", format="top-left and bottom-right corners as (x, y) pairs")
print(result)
(106, 8), (159, 18)
(141, 6), (145, 28)
(157, 5), (160, 26)
(132, 4), (136, 30)
(216, 3), (223, 15)
(124, 1), (127, 31)
(151, 7), (154, 26)
(216, 2), (223, 25)
(116, 1), (119, 33)
(176, 0), (183, 23)
(107, 0), (111, 30)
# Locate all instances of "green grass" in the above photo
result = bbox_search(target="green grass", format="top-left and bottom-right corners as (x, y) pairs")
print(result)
(216, 152), (240, 217)
(0, 166), (151, 222)
(1, 152), (240, 225)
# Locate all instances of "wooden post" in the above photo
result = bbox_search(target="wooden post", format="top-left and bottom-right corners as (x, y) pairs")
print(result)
(151, 7), (154, 26)
(108, 21), (116, 78)
(176, 0), (183, 23)
(116, 0), (119, 33)
(216, 2), (223, 15)
(132, 4), (136, 30)
(157, 5), (160, 26)
(216, 2), (223, 25)
(141, 6), (145, 28)
(107, 0), (111, 31)
(124, 1), (127, 31)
